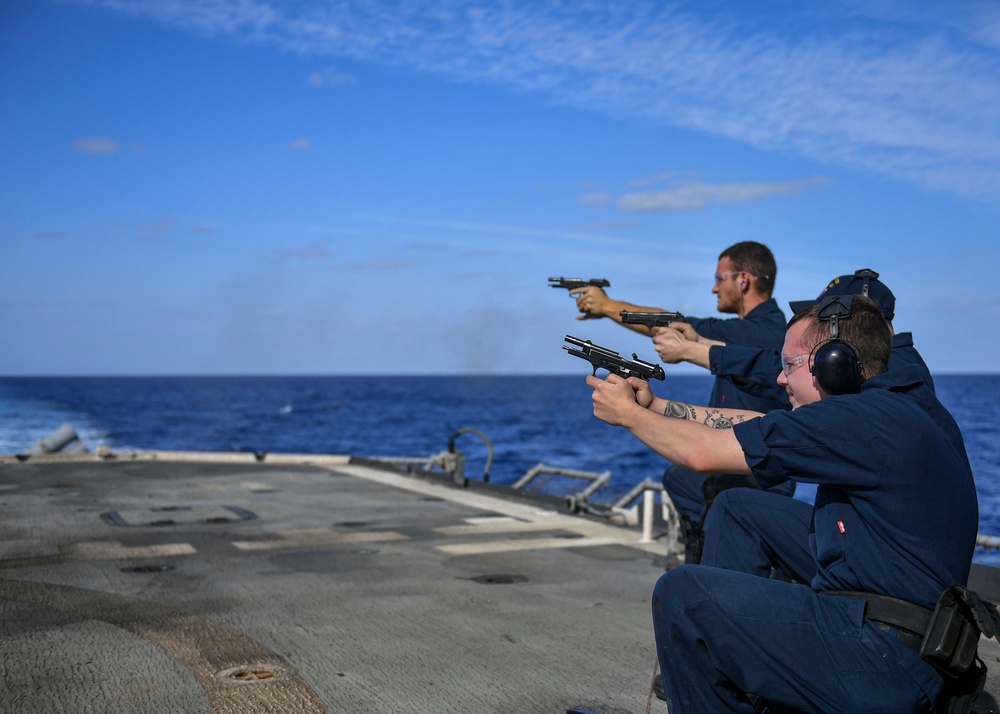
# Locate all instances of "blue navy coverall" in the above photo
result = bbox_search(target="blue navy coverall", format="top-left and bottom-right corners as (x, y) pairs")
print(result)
(652, 366), (979, 713)
(686, 298), (788, 410)
(697, 334), (941, 591)
(664, 298), (790, 521)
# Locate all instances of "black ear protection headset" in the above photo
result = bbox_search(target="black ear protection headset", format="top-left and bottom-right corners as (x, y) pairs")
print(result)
(810, 293), (864, 395)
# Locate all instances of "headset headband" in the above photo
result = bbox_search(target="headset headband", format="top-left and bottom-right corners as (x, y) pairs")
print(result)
(854, 268), (879, 299)
(817, 294), (854, 340)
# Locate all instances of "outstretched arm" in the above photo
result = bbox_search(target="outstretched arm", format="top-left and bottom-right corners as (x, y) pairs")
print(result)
(588, 374), (758, 474)
(570, 286), (669, 335)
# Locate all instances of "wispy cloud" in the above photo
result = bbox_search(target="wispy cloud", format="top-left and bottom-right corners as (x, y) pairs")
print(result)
(73, 137), (120, 154)
(577, 192), (611, 207)
(355, 213), (662, 252)
(404, 242), (449, 252)
(308, 67), (355, 87)
(618, 178), (825, 213)
(68, 0), (1000, 200)
(0, 299), (66, 310)
(279, 240), (334, 260)
(628, 171), (691, 189)
(72, 137), (146, 155)
(288, 138), (311, 150)
(334, 258), (418, 272)
(119, 219), (177, 241)
(572, 221), (637, 232)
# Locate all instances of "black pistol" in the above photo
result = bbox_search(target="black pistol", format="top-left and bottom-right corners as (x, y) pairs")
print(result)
(619, 310), (687, 334)
(549, 276), (610, 292)
(563, 335), (665, 381)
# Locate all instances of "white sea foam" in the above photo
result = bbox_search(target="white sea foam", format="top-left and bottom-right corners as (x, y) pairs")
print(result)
(0, 395), (109, 455)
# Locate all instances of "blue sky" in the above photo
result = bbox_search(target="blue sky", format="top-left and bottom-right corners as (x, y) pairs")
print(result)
(1, 0), (998, 375)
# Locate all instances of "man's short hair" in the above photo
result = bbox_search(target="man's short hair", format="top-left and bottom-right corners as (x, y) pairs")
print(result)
(789, 295), (892, 380)
(720, 241), (776, 295)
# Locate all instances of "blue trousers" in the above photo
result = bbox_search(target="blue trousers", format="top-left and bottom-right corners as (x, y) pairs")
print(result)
(702, 488), (816, 584)
(662, 464), (796, 522)
(651, 565), (944, 713)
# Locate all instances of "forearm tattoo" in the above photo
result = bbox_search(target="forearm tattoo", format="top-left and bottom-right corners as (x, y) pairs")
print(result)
(703, 410), (747, 429)
(663, 401), (696, 420)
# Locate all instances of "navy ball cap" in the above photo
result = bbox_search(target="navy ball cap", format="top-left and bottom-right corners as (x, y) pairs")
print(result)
(789, 269), (895, 321)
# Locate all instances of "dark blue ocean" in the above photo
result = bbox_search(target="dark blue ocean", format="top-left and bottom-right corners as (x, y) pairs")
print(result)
(2, 374), (999, 546)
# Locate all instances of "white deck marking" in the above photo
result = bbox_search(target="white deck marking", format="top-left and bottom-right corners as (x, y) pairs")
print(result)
(436, 520), (590, 536)
(437, 536), (620, 555)
(232, 527), (408, 551)
(71, 541), (197, 559)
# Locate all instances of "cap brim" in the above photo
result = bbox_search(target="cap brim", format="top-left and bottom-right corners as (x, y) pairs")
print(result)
(788, 299), (816, 315)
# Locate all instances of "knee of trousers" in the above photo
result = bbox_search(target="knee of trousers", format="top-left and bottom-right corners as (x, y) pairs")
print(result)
(704, 486), (781, 527)
(652, 565), (705, 623)
(702, 488), (739, 530)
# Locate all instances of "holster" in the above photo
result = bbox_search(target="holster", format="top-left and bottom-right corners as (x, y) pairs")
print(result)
(920, 585), (986, 676)
(921, 584), (1000, 713)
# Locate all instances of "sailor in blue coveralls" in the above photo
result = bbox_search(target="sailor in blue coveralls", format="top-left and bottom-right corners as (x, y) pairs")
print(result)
(586, 295), (978, 713)
(656, 268), (937, 574)
(698, 269), (941, 597)
(570, 241), (790, 530)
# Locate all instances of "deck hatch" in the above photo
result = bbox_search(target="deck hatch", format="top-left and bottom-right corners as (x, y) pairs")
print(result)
(101, 505), (257, 527)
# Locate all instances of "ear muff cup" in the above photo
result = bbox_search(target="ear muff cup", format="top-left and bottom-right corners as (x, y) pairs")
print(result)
(811, 340), (863, 395)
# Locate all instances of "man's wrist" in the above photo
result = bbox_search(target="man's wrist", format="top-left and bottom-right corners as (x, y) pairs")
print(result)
(602, 300), (626, 319)
(647, 396), (667, 414)
(618, 399), (646, 429)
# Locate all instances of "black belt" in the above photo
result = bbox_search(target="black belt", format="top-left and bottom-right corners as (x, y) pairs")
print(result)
(821, 591), (932, 653)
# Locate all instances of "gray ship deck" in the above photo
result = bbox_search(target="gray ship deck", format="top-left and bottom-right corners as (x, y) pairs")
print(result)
(1, 453), (998, 713)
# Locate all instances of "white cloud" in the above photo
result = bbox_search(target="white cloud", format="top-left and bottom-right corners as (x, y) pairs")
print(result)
(355, 213), (662, 253)
(73, 137), (120, 154)
(577, 192), (611, 207)
(572, 221), (637, 232)
(67, 0), (1000, 200)
(72, 137), (146, 155)
(307, 67), (355, 87)
(334, 258), (417, 272)
(628, 171), (689, 189)
(279, 240), (334, 260)
(618, 179), (824, 213)
(288, 138), (311, 149)
(119, 219), (177, 241)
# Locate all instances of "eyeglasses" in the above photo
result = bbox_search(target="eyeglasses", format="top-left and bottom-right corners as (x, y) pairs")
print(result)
(713, 271), (742, 285)
(781, 353), (811, 376)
